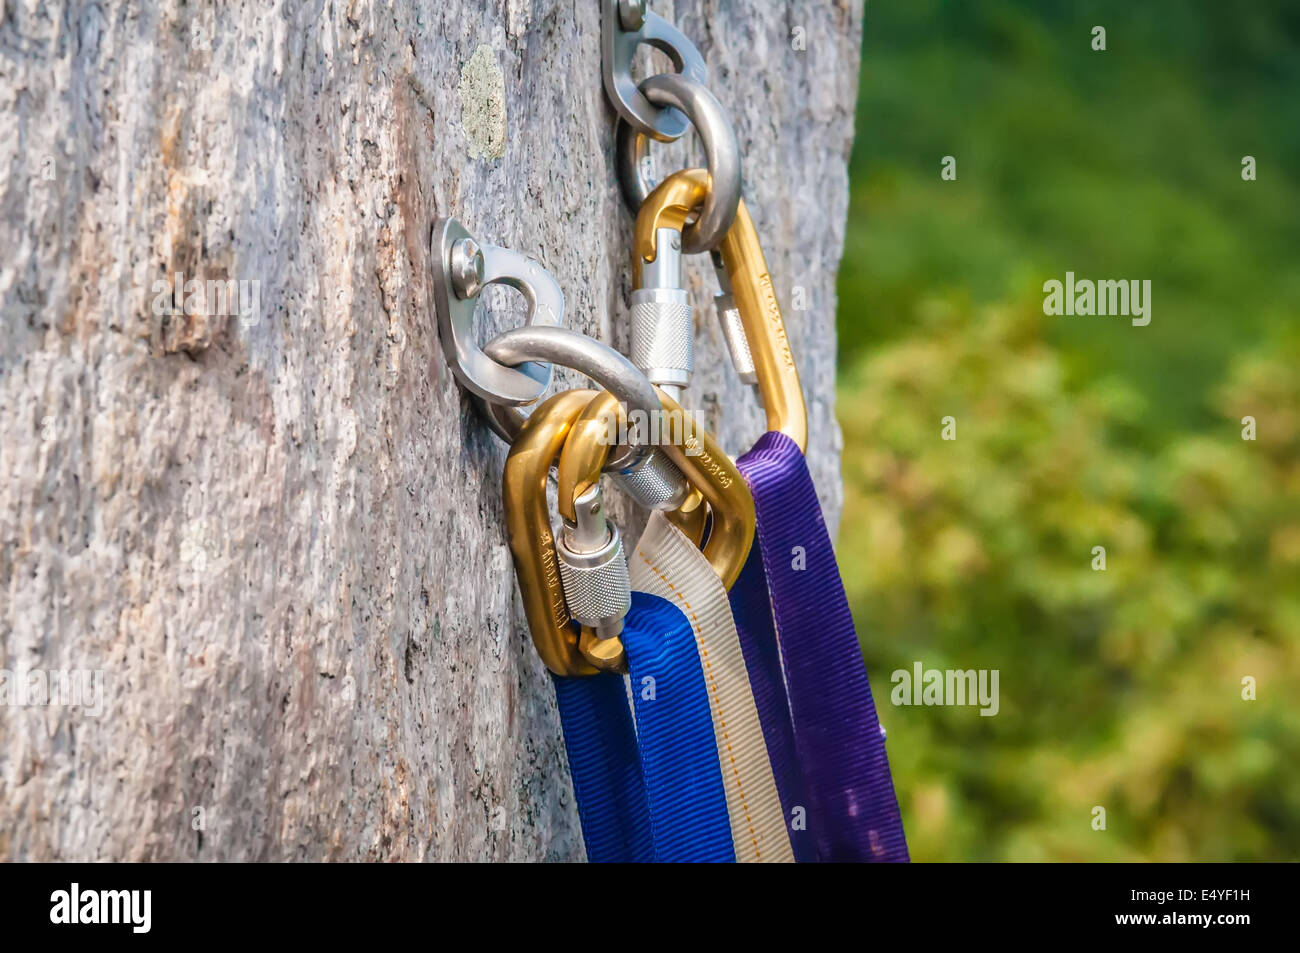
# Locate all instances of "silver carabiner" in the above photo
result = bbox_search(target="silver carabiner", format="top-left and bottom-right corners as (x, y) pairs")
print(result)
(485, 328), (692, 513)
(615, 73), (742, 254)
(602, 0), (709, 142)
(479, 325), (658, 471)
(430, 218), (563, 405)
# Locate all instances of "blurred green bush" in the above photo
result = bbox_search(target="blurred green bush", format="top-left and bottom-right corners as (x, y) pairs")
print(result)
(836, 1), (1300, 860)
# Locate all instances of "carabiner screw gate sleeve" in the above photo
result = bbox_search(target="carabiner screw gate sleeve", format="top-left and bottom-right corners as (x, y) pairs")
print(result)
(556, 485), (632, 646)
(631, 226), (692, 399)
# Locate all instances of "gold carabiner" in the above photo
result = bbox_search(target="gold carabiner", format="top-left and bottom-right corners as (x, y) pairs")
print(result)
(553, 393), (707, 545)
(634, 168), (808, 453)
(503, 388), (618, 677)
(556, 389), (755, 591)
(667, 486), (709, 547)
(656, 389), (756, 589)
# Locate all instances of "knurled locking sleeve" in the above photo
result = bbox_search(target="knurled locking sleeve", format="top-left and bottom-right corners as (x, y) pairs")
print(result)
(630, 288), (693, 389)
(612, 451), (691, 511)
(556, 523), (632, 631)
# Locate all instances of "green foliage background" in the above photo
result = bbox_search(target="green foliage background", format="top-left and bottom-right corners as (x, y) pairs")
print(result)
(836, 0), (1300, 860)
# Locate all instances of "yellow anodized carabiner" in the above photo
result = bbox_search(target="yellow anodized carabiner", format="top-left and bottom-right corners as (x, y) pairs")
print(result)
(553, 392), (702, 547)
(634, 168), (808, 453)
(556, 389), (755, 591)
(503, 388), (622, 677)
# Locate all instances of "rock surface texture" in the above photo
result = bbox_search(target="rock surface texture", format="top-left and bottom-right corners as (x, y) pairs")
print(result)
(0, 1), (863, 860)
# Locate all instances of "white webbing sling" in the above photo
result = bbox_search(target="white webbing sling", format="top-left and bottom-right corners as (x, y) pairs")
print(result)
(628, 511), (794, 863)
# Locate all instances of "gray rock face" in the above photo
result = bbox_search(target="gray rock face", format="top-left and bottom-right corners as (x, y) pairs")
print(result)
(0, 1), (862, 860)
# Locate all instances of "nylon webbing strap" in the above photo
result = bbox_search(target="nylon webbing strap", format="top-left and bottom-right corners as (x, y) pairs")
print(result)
(728, 547), (818, 863)
(552, 672), (653, 863)
(552, 591), (734, 862)
(621, 590), (736, 862)
(736, 431), (909, 862)
(629, 512), (794, 863)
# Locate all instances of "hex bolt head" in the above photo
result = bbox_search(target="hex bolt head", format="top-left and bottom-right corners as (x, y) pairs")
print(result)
(618, 0), (646, 31)
(450, 238), (485, 299)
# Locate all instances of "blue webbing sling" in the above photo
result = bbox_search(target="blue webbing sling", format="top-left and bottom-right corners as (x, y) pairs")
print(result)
(552, 673), (653, 862)
(553, 591), (734, 862)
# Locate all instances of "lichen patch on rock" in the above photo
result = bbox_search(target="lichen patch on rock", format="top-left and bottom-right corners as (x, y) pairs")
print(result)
(458, 44), (507, 161)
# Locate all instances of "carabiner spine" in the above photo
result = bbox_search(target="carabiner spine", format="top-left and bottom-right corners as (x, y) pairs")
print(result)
(716, 208), (807, 452)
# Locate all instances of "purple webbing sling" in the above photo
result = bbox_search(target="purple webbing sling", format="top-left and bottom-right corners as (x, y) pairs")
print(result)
(734, 430), (909, 862)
